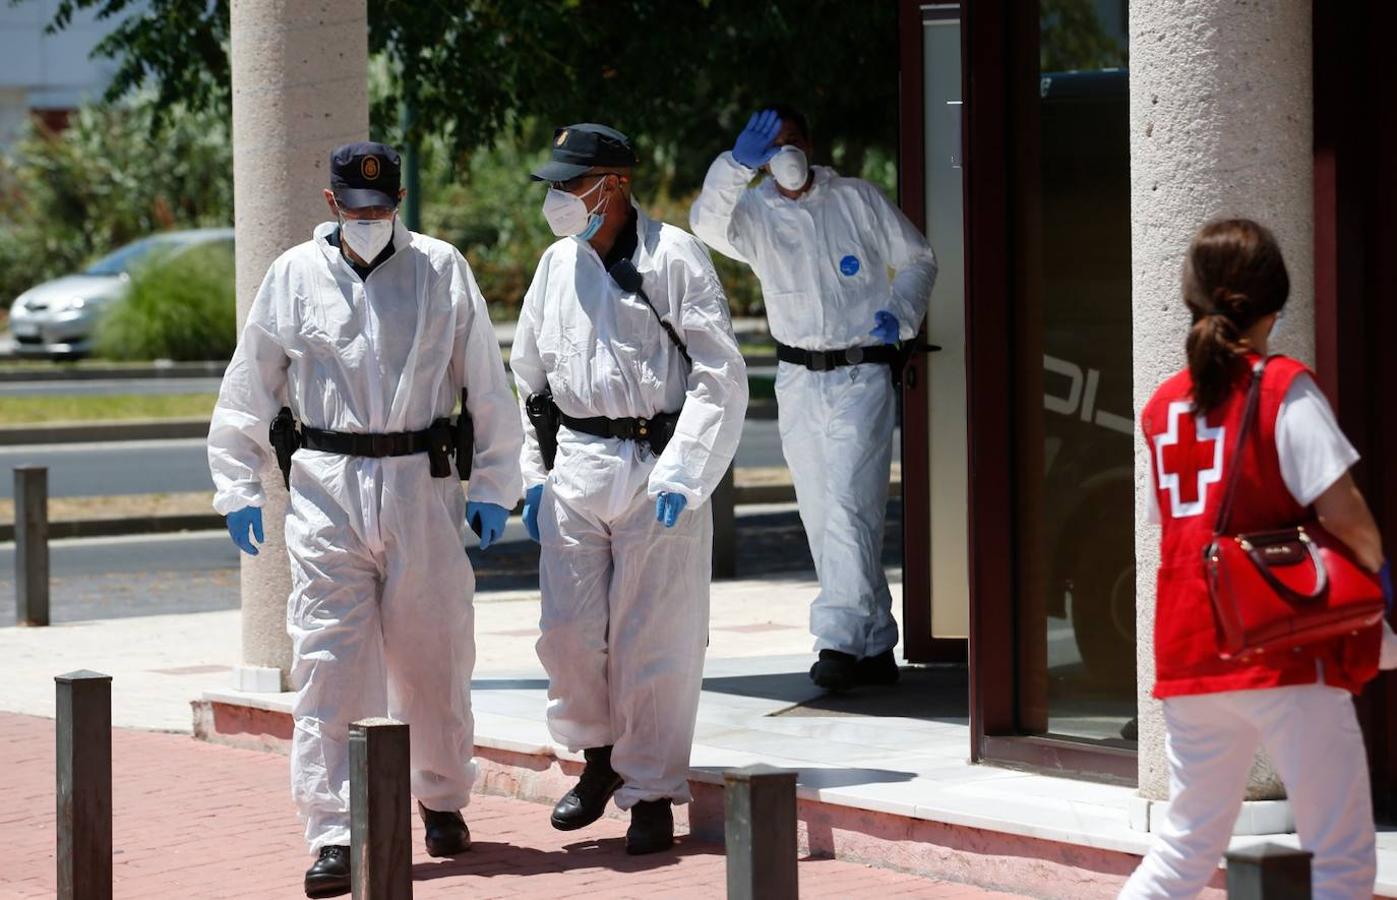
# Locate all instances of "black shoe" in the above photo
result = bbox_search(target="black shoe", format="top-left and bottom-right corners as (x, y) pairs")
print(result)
(550, 745), (623, 831)
(625, 799), (675, 855)
(810, 649), (858, 691)
(419, 802), (472, 858)
(855, 649), (901, 686)
(304, 845), (350, 898)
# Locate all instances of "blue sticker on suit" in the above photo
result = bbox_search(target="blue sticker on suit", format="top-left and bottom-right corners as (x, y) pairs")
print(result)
(839, 255), (860, 276)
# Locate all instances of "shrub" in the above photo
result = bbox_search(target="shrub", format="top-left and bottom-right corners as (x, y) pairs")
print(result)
(95, 242), (235, 361)
(0, 96), (232, 309)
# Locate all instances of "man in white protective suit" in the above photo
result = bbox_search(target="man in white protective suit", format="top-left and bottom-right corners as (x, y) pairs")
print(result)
(207, 142), (523, 899)
(511, 123), (748, 854)
(690, 107), (938, 692)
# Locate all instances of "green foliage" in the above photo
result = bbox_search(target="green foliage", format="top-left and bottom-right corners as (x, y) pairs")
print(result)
(96, 242), (236, 361)
(32, 0), (904, 320)
(1041, 0), (1128, 72)
(37, 0), (899, 192)
(47, 0), (231, 119)
(0, 96), (232, 307)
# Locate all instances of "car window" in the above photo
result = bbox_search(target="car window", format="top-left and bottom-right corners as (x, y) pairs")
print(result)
(83, 235), (195, 276)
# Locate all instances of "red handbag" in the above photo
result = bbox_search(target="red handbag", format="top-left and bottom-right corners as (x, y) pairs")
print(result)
(1204, 359), (1385, 661)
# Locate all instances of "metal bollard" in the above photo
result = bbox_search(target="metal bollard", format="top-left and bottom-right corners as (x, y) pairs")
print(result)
(350, 718), (412, 899)
(724, 764), (798, 900)
(712, 465), (737, 580)
(56, 671), (112, 900)
(1225, 843), (1312, 900)
(15, 466), (50, 626)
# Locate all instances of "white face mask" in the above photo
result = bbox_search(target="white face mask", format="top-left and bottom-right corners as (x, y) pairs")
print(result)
(768, 145), (810, 192)
(541, 177), (609, 240)
(339, 214), (395, 262)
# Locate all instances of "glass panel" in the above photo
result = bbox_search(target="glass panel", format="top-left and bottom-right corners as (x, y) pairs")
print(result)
(1016, 0), (1135, 746)
(922, 7), (969, 640)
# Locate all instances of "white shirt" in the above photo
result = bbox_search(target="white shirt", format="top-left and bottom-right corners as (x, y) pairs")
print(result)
(1147, 373), (1359, 524)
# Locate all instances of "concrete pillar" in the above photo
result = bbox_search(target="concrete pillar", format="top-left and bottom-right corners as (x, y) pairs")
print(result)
(229, 0), (368, 690)
(1130, 0), (1313, 807)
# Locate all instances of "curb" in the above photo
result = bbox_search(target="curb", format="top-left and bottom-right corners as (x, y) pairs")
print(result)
(0, 400), (779, 446)
(188, 696), (1150, 897)
(0, 481), (901, 542)
(0, 513), (222, 543)
(0, 418), (209, 446)
(0, 361), (228, 383)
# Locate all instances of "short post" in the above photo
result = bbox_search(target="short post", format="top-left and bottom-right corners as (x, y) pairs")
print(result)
(350, 718), (412, 900)
(712, 465), (737, 580)
(1225, 843), (1312, 900)
(724, 764), (798, 900)
(15, 466), (50, 626)
(55, 671), (112, 900)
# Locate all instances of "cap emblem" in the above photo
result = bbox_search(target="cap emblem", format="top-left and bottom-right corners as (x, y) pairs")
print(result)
(362, 156), (380, 180)
(556, 129), (569, 146)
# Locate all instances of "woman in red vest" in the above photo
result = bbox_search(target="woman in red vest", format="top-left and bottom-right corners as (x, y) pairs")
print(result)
(1121, 219), (1397, 899)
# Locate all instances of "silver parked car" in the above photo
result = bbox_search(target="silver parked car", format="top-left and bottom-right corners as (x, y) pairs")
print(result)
(7, 228), (235, 358)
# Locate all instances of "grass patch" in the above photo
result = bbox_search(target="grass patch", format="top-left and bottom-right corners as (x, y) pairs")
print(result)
(0, 393), (217, 425)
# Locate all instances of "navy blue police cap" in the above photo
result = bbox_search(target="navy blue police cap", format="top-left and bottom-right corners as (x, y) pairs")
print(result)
(329, 141), (401, 209)
(530, 124), (637, 183)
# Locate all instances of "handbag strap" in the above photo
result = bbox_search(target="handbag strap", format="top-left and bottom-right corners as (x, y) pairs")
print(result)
(1212, 357), (1268, 536)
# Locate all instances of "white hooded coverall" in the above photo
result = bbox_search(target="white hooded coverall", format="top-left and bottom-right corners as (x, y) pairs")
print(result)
(511, 205), (748, 808)
(208, 220), (523, 852)
(690, 152), (937, 659)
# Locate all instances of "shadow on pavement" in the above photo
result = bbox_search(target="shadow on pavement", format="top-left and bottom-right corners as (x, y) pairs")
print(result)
(468, 500), (903, 593)
(704, 665), (970, 723)
(411, 835), (721, 883)
(690, 764), (917, 791)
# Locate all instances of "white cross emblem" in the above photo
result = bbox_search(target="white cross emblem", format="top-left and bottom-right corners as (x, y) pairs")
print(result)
(1154, 400), (1226, 519)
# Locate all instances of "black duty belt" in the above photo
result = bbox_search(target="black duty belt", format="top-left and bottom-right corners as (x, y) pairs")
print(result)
(775, 341), (901, 372)
(559, 410), (681, 453)
(301, 422), (447, 458)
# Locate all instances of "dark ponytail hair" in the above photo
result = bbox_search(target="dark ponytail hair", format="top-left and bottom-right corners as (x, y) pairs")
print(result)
(1181, 219), (1290, 414)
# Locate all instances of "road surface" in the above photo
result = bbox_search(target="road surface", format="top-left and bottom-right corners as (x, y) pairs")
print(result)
(0, 423), (901, 500)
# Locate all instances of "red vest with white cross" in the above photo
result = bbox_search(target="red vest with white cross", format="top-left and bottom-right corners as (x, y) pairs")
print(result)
(1141, 354), (1376, 697)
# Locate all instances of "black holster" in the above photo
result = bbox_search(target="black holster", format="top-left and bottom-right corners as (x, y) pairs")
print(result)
(427, 417), (455, 478)
(525, 386), (562, 472)
(269, 406), (301, 489)
(453, 388), (474, 480)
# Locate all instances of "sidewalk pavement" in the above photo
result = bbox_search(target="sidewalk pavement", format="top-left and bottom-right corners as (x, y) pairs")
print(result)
(0, 711), (1022, 900)
(0, 571), (849, 733)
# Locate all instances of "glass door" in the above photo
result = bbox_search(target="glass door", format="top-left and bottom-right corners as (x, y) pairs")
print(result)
(1012, 0), (1135, 747)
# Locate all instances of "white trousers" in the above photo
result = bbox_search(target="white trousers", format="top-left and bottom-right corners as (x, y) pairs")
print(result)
(285, 457), (477, 854)
(1120, 682), (1375, 900)
(535, 438), (712, 808)
(776, 361), (899, 658)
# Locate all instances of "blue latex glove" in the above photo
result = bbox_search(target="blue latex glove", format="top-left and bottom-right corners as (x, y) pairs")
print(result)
(1381, 560), (1392, 612)
(466, 501), (510, 551)
(226, 506), (264, 556)
(869, 309), (900, 345)
(732, 109), (782, 169)
(656, 492), (688, 528)
(522, 484), (544, 544)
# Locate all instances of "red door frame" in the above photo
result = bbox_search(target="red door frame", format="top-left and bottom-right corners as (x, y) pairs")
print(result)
(899, 0), (1137, 782)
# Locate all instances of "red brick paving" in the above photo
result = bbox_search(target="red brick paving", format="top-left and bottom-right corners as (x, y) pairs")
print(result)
(0, 712), (1023, 899)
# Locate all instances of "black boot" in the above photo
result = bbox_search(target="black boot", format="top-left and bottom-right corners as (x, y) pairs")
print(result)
(625, 799), (674, 855)
(550, 745), (623, 831)
(304, 845), (350, 898)
(855, 649), (900, 686)
(809, 649), (858, 691)
(419, 802), (472, 858)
